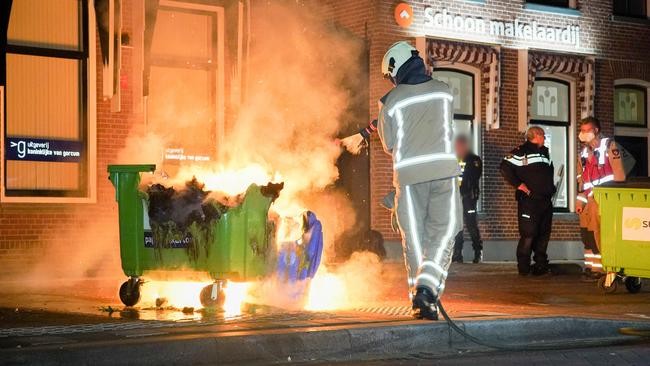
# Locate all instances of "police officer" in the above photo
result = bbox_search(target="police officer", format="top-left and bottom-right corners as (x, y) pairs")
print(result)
(377, 41), (462, 320)
(452, 135), (483, 264)
(500, 127), (555, 276)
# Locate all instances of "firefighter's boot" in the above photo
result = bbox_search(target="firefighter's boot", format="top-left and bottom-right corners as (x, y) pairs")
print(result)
(411, 287), (439, 321)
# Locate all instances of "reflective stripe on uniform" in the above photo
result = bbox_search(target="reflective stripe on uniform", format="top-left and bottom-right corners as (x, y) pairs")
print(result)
(504, 154), (551, 166)
(395, 109), (405, 162)
(394, 153), (457, 169)
(522, 214), (531, 218)
(597, 138), (609, 165)
(577, 196), (588, 203)
(421, 260), (448, 277)
(583, 174), (614, 189)
(389, 92), (453, 167)
(405, 185), (423, 266)
(387, 92), (454, 117)
(467, 209), (476, 214)
(433, 177), (458, 265)
(591, 263), (603, 268)
(415, 272), (441, 288)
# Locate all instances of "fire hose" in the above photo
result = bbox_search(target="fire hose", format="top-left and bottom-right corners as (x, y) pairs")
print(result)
(436, 300), (650, 351)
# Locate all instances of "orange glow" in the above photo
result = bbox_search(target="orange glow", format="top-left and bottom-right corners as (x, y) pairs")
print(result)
(140, 280), (205, 309)
(305, 270), (347, 311)
(223, 282), (251, 317)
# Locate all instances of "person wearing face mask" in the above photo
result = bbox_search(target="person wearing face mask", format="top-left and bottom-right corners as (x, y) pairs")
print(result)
(500, 127), (555, 276)
(576, 117), (633, 279)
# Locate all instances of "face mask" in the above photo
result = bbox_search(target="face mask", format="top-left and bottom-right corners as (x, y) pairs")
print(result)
(579, 131), (596, 143)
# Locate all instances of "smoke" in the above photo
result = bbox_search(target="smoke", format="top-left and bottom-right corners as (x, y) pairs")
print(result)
(247, 251), (387, 311)
(17, 1), (371, 309)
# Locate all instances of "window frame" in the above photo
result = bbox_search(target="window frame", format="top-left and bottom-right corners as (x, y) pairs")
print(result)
(614, 79), (650, 177)
(1, 0), (97, 203)
(149, 1), (224, 166)
(614, 84), (648, 128)
(529, 77), (573, 213)
(613, 0), (648, 19)
(431, 65), (483, 210)
(527, 0), (570, 8)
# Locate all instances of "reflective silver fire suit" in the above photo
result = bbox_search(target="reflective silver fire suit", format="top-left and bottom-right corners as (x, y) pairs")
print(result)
(378, 79), (462, 298)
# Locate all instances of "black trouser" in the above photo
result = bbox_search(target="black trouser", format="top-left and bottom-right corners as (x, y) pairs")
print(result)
(516, 196), (552, 274)
(453, 196), (483, 258)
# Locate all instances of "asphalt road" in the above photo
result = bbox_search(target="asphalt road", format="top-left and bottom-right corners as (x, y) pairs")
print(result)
(312, 342), (650, 366)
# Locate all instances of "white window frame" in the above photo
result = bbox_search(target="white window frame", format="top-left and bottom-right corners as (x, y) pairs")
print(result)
(1, 1), (97, 203)
(534, 72), (577, 213)
(431, 63), (483, 212)
(157, 0), (226, 158)
(614, 79), (650, 175)
(431, 63), (483, 155)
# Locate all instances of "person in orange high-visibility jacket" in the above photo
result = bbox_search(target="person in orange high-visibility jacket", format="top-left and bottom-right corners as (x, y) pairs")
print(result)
(576, 117), (630, 278)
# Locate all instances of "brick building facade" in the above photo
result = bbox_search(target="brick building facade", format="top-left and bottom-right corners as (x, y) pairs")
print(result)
(326, 0), (650, 244)
(1, 1), (650, 275)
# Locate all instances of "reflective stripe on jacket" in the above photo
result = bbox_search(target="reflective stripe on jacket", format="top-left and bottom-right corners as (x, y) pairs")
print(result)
(378, 79), (460, 187)
(576, 137), (626, 206)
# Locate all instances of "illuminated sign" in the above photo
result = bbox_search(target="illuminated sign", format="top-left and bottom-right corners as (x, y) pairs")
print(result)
(404, 5), (584, 51)
(395, 3), (414, 28)
(622, 207), (650, 242)
(5, 137), (83, 163)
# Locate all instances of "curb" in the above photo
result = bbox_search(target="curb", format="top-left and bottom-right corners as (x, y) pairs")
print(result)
(2, 317), (647, 365)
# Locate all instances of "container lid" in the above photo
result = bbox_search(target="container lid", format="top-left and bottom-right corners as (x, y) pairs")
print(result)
(599, 177), (650, 189)
(108, 164), (156, 173)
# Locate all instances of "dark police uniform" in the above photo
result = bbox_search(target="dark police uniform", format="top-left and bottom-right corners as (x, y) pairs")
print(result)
(453, 152), (483, 262)
(500, 141), (555, 275)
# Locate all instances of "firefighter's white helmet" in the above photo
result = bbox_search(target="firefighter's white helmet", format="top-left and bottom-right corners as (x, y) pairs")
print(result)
(381, 41), (417, 79)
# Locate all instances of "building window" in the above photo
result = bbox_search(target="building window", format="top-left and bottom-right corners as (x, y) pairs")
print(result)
(527, 0), (570, 7)
(529, 78), (570, 211)
(431, 69), (476, 146)
(614, 82), (649, 177)
(615, 85), (647, 127)
(3, 0), (92, 201)
(432, 68), (483, 210)
(613, 0), (647, 18)
(146, 1), (224, 175)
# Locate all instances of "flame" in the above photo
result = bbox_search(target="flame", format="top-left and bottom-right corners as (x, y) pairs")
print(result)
(140, 280), (205, 309)
(223, 282), (251, 317)
(304, 271), (347, 311)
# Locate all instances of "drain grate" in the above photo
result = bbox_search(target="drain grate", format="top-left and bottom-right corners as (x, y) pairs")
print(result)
(352, 306), (412, 317)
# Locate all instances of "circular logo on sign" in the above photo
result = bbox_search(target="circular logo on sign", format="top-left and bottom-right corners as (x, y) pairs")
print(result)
(394, 3), (414, 28)
(625, 217), (642, 230)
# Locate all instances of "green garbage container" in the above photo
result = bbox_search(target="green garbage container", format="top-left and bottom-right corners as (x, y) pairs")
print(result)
(108, 164), (276, 306)
(593, 178), (650, 294)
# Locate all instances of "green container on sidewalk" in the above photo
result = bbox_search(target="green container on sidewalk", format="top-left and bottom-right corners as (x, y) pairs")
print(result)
(594, 179), (650, 280)
(108, 164), (276, 306)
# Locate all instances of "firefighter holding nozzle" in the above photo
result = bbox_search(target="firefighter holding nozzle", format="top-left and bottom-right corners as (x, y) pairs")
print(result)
(352, 41), (461, 321)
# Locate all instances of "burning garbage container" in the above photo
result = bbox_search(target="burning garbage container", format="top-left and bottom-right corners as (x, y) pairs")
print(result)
(593, 178), (650, 293)
(109, 164), (283, 307)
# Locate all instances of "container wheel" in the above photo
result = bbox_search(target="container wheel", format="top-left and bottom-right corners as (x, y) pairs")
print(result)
(200, 283), (226, 308)
(119, 279), (141, 307)
(624, 277), (643, 294)
(597, 276), (617, 294)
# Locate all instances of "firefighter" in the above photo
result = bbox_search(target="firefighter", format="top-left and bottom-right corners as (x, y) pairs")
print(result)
(500, 127), (555, 276)
(376, 41), (462, 320)
(452, 135), (483, 264)
(576, 117), (630, 279)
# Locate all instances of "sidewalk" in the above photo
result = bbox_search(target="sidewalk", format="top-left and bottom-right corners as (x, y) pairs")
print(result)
(1, 262), (649, 365)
